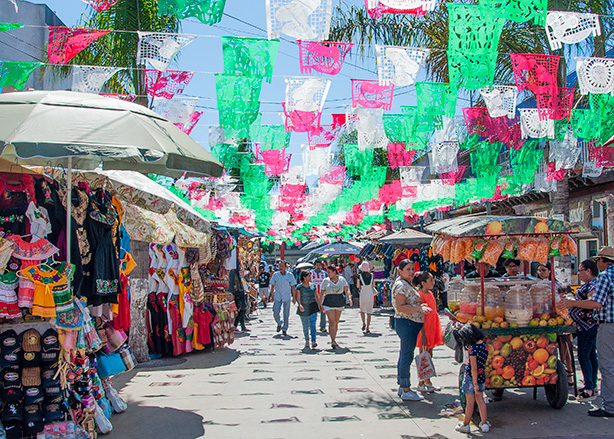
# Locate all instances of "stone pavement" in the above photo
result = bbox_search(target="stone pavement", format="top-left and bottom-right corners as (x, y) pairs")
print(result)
(107, 306), (613, 439)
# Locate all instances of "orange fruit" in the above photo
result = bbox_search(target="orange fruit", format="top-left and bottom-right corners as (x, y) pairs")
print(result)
(485, 221), (503, 235)
(535, 221), (549, 233)
(533, 348), (549, 364)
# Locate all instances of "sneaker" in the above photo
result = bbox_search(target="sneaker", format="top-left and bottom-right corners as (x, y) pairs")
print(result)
(425, 384), (441, 392)
(480, 421), (491, 433)
(397, 387), (403, 396)
(400, 389), (424, 401)
(455, 423), (471, 433)
(311, 342), (317, 349)
(282, 331), (287, 337)
(417, 384), (430, 393)
(276, 325), (281, 332)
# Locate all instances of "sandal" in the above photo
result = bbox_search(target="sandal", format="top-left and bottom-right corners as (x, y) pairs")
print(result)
(365, 329), (370, 334)
(361, 324), (366, 332)
(578, 390), (597, 401)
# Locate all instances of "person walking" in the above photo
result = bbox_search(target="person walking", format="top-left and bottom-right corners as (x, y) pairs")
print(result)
(229, 268), (248, 332)
(568, 259), (600, 400)
(413, 271), (444, 393)
(559, 246), (614, 416)
(269, 261), (297, 337)
(319, 266), (352, 349)
(454, 324), (490, 433)
(311, 259), (328, 333)
(343, 261), (358, 300)
(357, 261), (375, 334)
(295, 271), (320, 349)
(258, 264), (271, 308)
(393, 259), (430, 401)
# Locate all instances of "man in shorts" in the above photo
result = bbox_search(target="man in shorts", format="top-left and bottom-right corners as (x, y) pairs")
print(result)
(258, 264), (271, 308)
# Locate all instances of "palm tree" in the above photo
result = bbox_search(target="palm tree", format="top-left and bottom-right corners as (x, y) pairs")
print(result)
(43, 0), (180, 105)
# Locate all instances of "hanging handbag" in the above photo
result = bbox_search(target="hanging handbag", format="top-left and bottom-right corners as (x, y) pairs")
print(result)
(103, 324), (128, 354)
(117, 345), (137, 372)
(96, 353), (126, 379)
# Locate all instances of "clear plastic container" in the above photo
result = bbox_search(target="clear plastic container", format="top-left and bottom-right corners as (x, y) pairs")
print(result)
(459, 284), (480, 316)
(505, 285), (533, 327)
(483, 284), (504, 319)
(529, 281), (554, 318)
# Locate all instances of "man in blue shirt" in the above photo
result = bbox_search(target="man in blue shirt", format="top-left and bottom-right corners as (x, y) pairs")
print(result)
(269, 261), (297, 337)
(560, 246), (614, 417)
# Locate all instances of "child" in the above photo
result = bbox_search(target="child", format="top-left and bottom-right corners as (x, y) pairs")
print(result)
(453, 323), (490, 433)
(412, 271), (443, 393)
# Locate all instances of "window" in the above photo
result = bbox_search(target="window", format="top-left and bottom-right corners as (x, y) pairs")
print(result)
(588, 240), (598, 258)
(593, 201), (601, 219)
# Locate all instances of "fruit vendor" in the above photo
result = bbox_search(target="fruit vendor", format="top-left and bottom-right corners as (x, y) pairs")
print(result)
(559, 246), (614, 418)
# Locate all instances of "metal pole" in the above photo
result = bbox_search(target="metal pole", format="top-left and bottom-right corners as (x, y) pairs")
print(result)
(480, 261), (485, 316)
(66, 157), (72, 292)
(550, 256), (556, 315)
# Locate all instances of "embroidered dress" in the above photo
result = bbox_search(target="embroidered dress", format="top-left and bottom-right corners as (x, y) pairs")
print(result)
(25, 202), (51, 241)
(87, 190), (120, 306)
(0, 270), (19, 319)
(7, 235), (59, 309)
(20, 265), (72, 318)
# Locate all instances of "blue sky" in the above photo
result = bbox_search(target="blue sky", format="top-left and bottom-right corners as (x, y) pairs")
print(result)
(39, 0), (415, 176)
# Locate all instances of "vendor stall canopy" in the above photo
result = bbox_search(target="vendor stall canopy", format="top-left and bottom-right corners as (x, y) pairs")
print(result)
(425, 215), (585, 237)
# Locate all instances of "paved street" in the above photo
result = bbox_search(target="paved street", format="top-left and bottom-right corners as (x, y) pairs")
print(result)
(108, 307), (612, 439)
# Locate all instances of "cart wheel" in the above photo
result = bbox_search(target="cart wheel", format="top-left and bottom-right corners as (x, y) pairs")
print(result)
(544, 360), (568, 409)
(491, 388), (504, 399)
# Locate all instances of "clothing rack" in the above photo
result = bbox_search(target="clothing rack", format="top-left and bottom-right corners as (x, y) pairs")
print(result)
(204, 292), (233, 303)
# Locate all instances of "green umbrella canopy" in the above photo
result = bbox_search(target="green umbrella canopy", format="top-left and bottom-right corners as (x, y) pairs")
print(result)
(0, 90), (223, 178)
(425, 215), (585, 237)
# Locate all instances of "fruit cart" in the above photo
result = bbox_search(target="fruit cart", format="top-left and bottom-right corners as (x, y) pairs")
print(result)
(426, 215), (582, 409)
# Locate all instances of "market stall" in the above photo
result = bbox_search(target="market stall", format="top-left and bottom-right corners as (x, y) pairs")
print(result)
(427, 216), (581, 409)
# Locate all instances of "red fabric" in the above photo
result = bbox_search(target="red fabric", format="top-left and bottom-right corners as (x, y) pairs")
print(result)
(547, 163), (569, 181)
(83, 0), (119, 12)
(511, 53), (560, 95)
(282, 103), (322, 133)
(175, 111), (203, 135)
(257, 147), (291, 176)
(113, 274), (131, 331)
(378, 180), (403, 206)
(351, 79), (394, 110)
(387, 143), (416, 169)
(416, 290), (444, 348)
(463, 108), (524, 149)
(319, 166), (345, 185)
(440, 166), (466, 185)
(298, 41), (353, 75)
(47, 27), (110, 64)
(589, 142), (614, 166)
(193, 307), (215, 346)
(145, 70), (195, 100)
(365, 0), (427, 18)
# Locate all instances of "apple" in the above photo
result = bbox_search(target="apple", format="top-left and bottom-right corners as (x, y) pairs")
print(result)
(545, 343), (557, 355)
(524, 339), (537, 354)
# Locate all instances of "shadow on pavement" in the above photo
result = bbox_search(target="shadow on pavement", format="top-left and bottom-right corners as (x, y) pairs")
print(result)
(106, 405), (205, 439)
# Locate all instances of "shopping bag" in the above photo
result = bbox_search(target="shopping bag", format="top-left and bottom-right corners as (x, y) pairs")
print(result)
(415, 350), (436, 381)
(443, 321), (458, 350)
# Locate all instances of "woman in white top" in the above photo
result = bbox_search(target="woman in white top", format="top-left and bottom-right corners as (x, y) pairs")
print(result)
(357, 261), (375, 333)
(318, 266), (352, 349)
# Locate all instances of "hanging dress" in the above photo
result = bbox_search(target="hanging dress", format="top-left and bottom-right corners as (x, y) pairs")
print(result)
(0, 270), (19, 319)
(20, 263), (73, 318)
(86, 190), (120, 307)
(7, 235), (59, 309)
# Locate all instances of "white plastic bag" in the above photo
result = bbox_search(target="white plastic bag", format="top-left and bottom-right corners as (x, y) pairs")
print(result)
(94, 400), (113, 434)
(415, 350), (436, 381)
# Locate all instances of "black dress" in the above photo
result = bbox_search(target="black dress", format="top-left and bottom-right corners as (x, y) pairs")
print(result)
(86, 190), (120, 306)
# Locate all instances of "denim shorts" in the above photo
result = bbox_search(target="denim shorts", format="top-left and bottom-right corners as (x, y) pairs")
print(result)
(462, 376), (485, 395)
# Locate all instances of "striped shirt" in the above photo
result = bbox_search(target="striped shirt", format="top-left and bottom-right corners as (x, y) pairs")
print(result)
(592, 263), (614, 323)
(311, 269), (328, 295)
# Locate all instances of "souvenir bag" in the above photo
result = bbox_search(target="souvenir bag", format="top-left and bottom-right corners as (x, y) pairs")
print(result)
(52, 299), (83, 331)
(95, 353), (126, 379)
(103, 324), (127, 354)
(415, 350), (436, 381)
(75, 299), (102, 353)
(117, 345), (137, 372)
(102, 380), (127, 413)
(93, 400), (112, 434)
(443, 321), (458, 350)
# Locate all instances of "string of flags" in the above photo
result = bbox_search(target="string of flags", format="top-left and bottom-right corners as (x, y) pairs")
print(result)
(0, 0), (613, 242)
